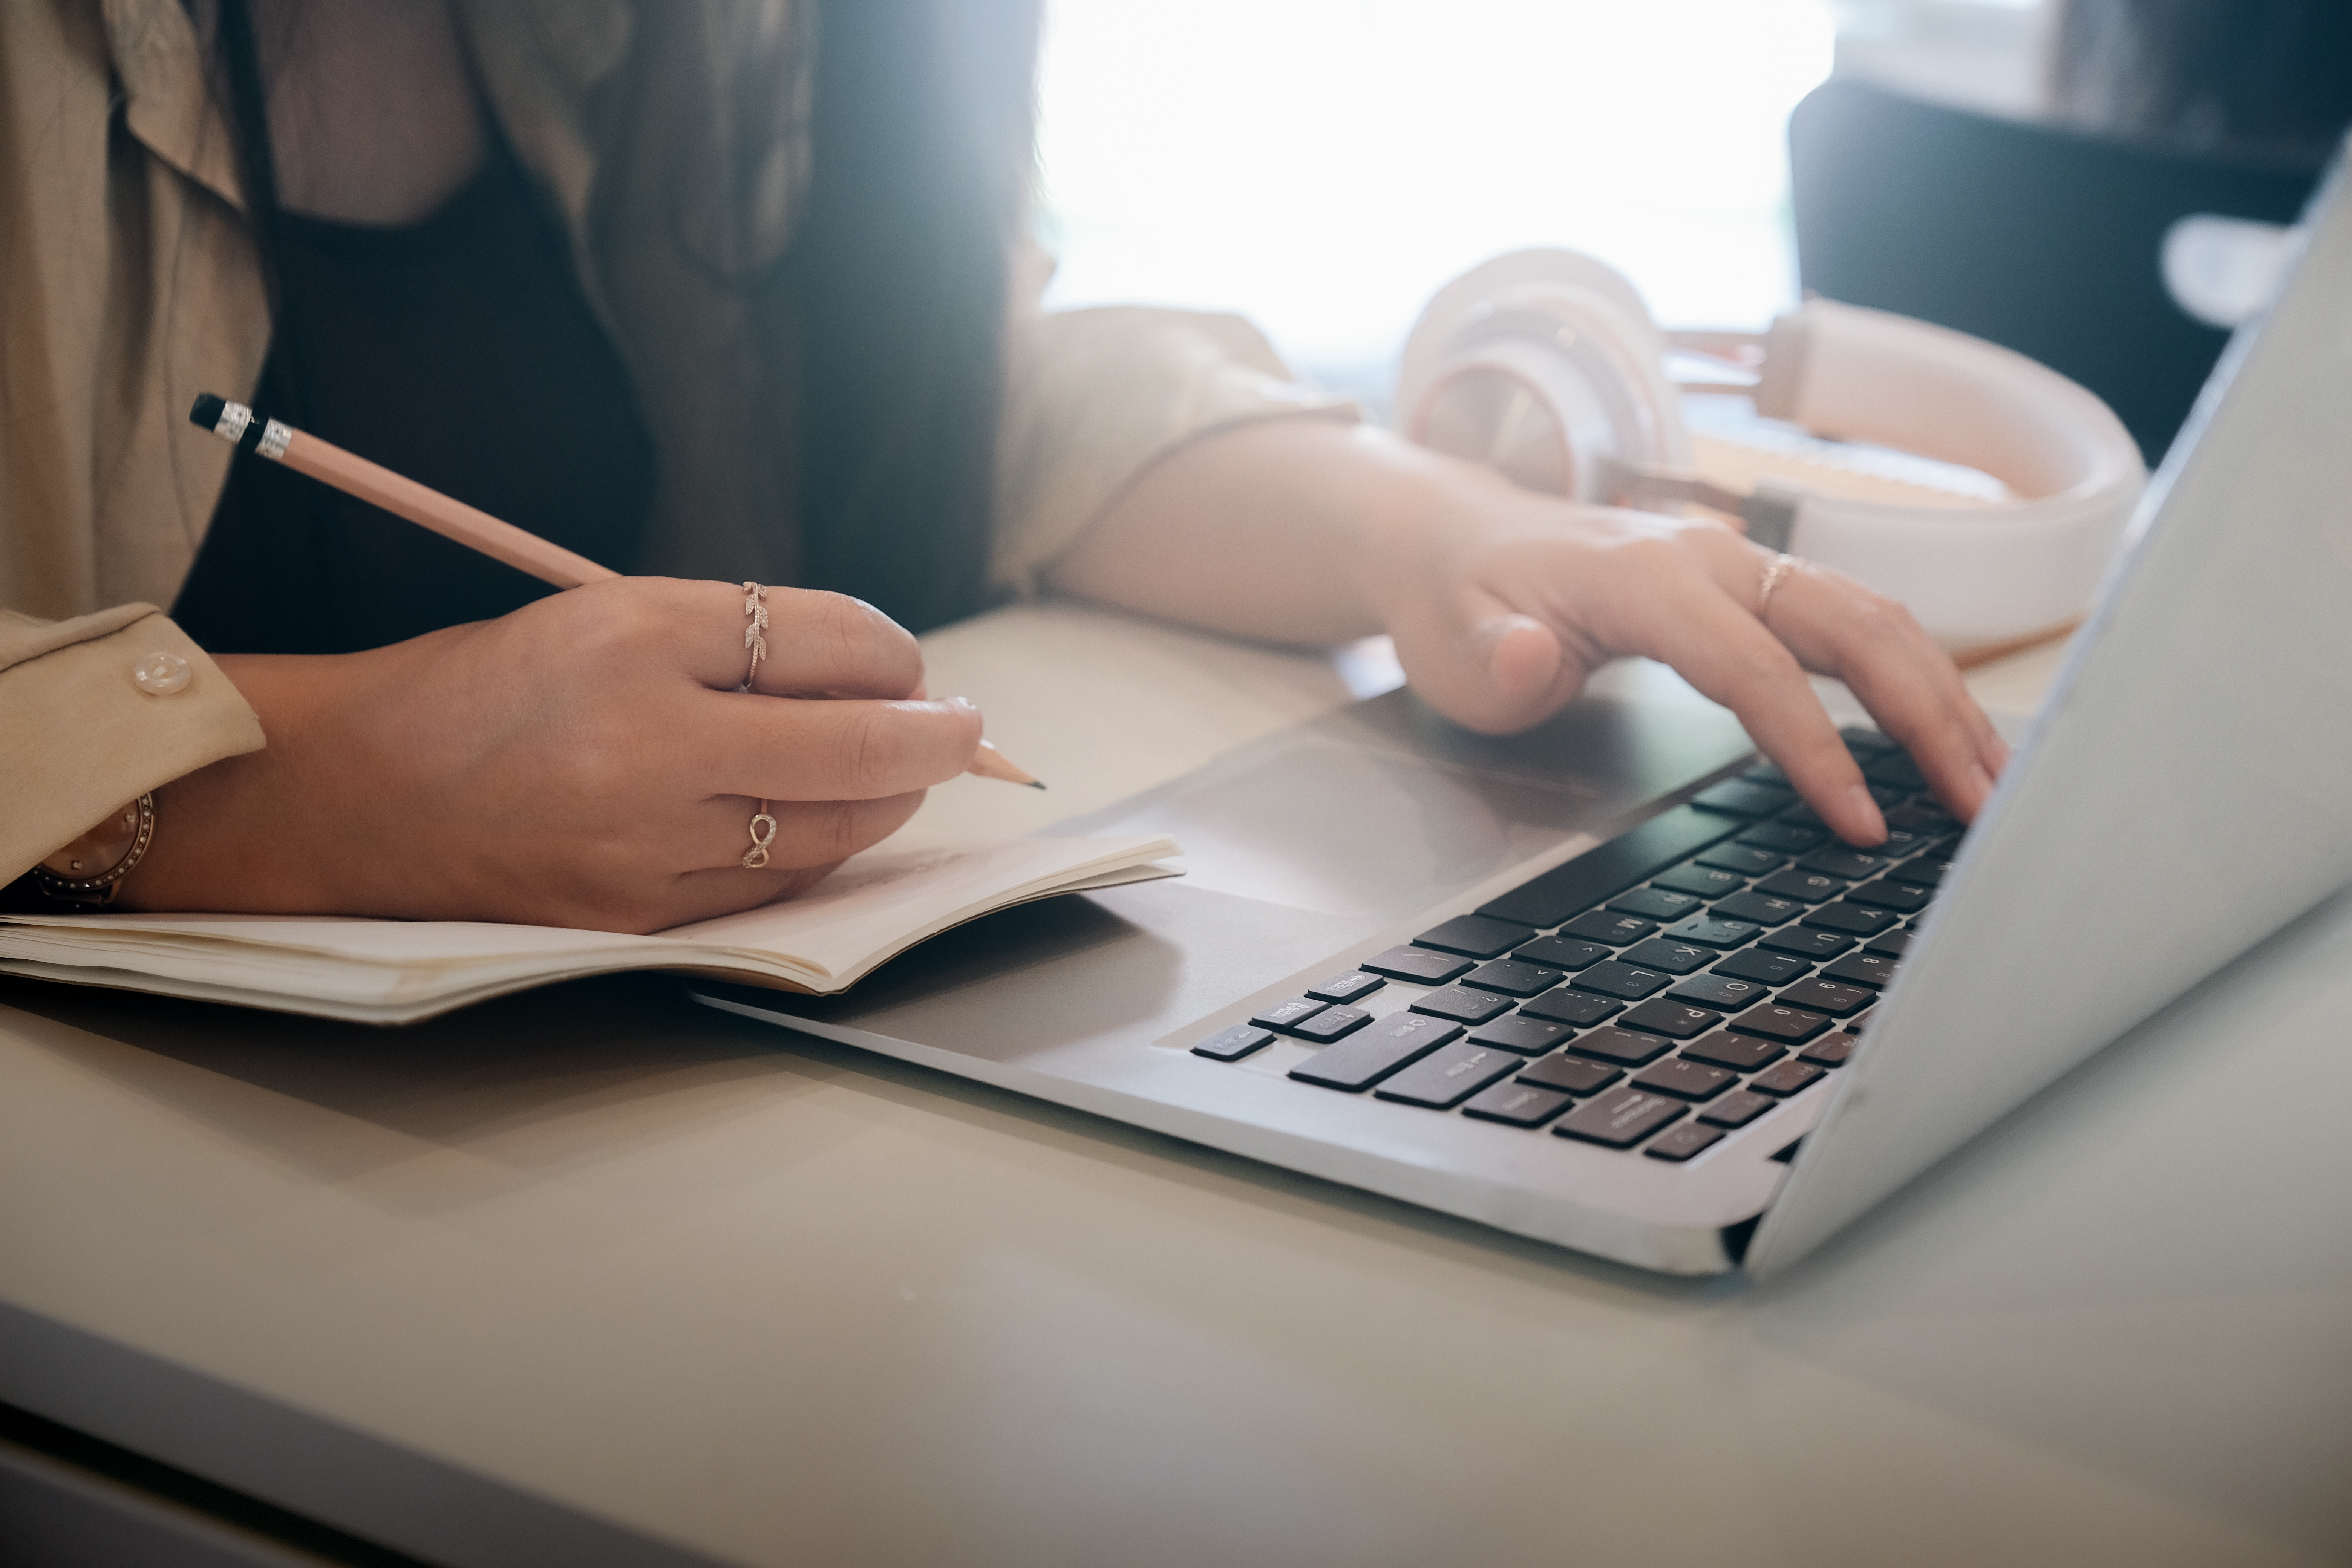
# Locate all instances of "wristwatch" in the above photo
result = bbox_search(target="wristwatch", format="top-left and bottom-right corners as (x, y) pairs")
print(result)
(32, 794), (157, 908)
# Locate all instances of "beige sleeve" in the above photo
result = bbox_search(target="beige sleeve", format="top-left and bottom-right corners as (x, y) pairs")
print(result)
(989, 303), (1360, 599)
(1, 606), (266, 882)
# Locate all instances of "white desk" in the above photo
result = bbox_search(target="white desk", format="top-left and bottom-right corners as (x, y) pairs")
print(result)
(3, 606), (2346, 1567)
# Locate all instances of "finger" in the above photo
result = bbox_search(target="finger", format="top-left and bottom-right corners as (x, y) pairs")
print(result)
(1390, 590), (1583, 736)
(672, 581), (926, 699)
(695, 692), (986, 801)
(686, 790), (929, 874)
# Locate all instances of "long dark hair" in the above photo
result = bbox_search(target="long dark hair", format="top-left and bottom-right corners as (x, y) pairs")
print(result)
(2049, 0), (2352, 159)
(205, 0), (1040, 634)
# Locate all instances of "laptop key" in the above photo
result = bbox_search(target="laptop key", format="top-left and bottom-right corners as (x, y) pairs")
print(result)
(1305, 970), (1384, 1004)
(1288, 1014), (1462, 1092)
(1679, 1031), (1785, 1072)
(1561, 910), (1660, 946)
(1736, 821), (1825, 854)
(1799, 1035), (1857, 1067)
(1460, 1081), (1575, 1127)
(1711, 890), (1804, 926)
(1374, 1041), (1525, 1109)
(1608, 887), (1707, 921)
(1414, 914), (1537, 959)
(1513, 936), (1611, 971)
(1292, 1005), (1374, 1043)
(1193, 1024), (1275, 1062)
(1882, 801), (1960, 837)
(1847, 879), (1932, 914)
(1661, 914), (1763, 950)
(1409, 985), (1516, 1026)
(1700, 1089), (1777, 1128)
(1754, 868), (1847, 902)
(1839, 725), (1897, 755)
(1570, 961), (1674, 1001)
(1517, 1052), (1625, 1095)
(1821, 951), (1899, 989)
(1802, 902), (1898, 937)
(1462, 959), (1567, 997)
(1250, 996), (1328, 1033)
(1750, 1058), (1829, 1096)
(1695, 844), (1785, 876)
(1862, 928), (1912, 957)
(1667, 972), (1775, 1012)
(1798, 847), (1887, 880)
(1519, 988), (1624, 1027)
(1644, 1122), (1727, 1162)
(1631, 1057), (1737, 1101)
(1775, 978), (1873, 1018)
(1622, 938), (1714, 975)
(1690, 780), (1796, 817)
(1467, 1015), (1576, 1055)
(1776, 799), (1827, 830)
(1862, 752), (1928, 790)
(1731, 1004), (1833, 1045)
(1886, 854), (1956, 889)
(1759, 927), (1855, 960)
(1651, 863), (1748, 899)
(1566, 1027), (1677, 1067)
(1361, 945), (1474, 985)
(1712, 947), (1813, 985)
(1619, 999), (1723, 1039)
(1553, 1089), (1687, 1148)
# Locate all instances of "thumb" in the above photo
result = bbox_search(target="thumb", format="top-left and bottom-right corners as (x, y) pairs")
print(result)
(1394, 598), (1573, 735)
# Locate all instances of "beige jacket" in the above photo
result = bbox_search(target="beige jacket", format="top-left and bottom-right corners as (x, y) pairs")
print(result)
(0, 0), (1343, 883)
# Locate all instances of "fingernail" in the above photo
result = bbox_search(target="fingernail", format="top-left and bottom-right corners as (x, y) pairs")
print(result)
(1844, 784), (1887, 845)
(944, 695), (980, 715)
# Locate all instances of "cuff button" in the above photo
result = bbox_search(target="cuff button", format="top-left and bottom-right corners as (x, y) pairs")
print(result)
(133, 650), (192, 696)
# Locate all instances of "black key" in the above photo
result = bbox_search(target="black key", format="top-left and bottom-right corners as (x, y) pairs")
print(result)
(1713, 947), (1813, 985)
(1799, 1035), (1857, 1067)
(1730, 1003), (1833, 1044)
(1519, 988), (1624, 1027)
(1822, 951), (1900, 989)
(1476, 806), (1741, 929)
(1414, 914), (1537, 959)
(1645, 1122), (1726, 1162)
(1754, 868), (1848, 903)
(1553, 1089), (1687, 1148)
(1619, 1000), (1723, 1040)
(1759, 926), (1855, 961)
(1847, 879), (1932, 914)
(1798, 846), (1887, 880)
(1741, 760), (1790, 786)
(1660, 914), (1762, 950)
(1305, 970), (1384, 1004)
(1608, 886), (1707, 921)
(1750, 1058), (1829, 1096)
(1865, 782), (1911, 809)
(1839, 725), (1897, 755)
(1862, 752), (1927, 790)
(1651, 863), (1748, 899)
(1467, 1015), (1576, 1055)
(1288, 1014), (1461, 1092)
(1667, 972), (1776, 1011)
(1886, 854), (1956, 889)
(1690, 779), (1796, 818)
(1875, 826), (1948, 861)
(1630, 1057), (1736, 1101)
(1699, 1088), (1777, 1128)
(1462, 959), (1566, 997)
(1517, 1052), (1624, 1095)
(1736, 821), (1824, 853)
(1560, 910), (1659, 946)
(1862, 929), (1912, 958)
(1621, 938), (1714, 975)
(1375, 1040), (1526, 1109)
(1409, 985), (1516, 1025)
(1566, 1027), (1677, 1067)
(1460, 1081), (1574, 1127)
(1774, 978), (1873, 1018)
(1512, 936), (1611, 971)
(1802, 902), (1897, 937)
(1695, 844), (1784, 876)
(1193, 1024), (1274, 1061)
(1291, 1005), (1374, 1042)
(1712, 890), (1804, 926)
(1679, 1030), (1785, 1072)
(1250, 996), (1328, 1033)
(1570, 961), (1673, 1001)
(1360, 945), (1473, 985)
(1882, 801), (1960, 836)
(1776, 799), (1827, 829)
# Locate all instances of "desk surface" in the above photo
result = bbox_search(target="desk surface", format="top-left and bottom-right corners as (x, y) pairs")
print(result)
(2, 608), (2346, 1568)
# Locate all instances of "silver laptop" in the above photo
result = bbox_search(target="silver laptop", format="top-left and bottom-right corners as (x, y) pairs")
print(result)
(696, 150), (2352, 1279)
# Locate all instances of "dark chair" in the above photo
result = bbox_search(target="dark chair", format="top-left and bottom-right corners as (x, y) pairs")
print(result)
(1788, 78), (2323, 463)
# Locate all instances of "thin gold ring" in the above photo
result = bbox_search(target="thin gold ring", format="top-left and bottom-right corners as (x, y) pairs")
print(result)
(742, 801), (778, 869)
(1756, 552), (1803, 624)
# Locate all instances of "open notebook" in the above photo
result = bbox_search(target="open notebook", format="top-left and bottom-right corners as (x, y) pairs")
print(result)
(0, 835), (1179, 1024)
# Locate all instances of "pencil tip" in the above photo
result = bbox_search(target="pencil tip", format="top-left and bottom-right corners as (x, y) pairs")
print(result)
(1028, 781), (1048, 791)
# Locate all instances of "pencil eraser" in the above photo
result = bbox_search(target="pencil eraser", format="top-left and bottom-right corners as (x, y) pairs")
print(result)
(189, 394), (226, 431)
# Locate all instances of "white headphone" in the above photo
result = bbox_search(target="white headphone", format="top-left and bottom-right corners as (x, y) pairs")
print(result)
(1395, 250), (2146, 653)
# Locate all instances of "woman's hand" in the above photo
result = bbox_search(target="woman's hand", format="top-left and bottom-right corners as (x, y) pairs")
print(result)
(1049, 418), (2007, 844)
(124, 579), (983, 931)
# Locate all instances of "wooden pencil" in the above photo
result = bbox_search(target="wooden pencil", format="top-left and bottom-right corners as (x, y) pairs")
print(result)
(190, 395), (1044, 789)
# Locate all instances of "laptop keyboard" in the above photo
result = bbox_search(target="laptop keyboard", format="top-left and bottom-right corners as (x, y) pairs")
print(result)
(1188, 728), (1961, 1164)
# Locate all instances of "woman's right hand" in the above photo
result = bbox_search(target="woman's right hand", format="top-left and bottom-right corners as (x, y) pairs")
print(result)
(122, 579), (984, 932)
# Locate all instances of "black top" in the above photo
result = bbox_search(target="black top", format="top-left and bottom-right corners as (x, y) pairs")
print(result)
(173, 134), (657, 655)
